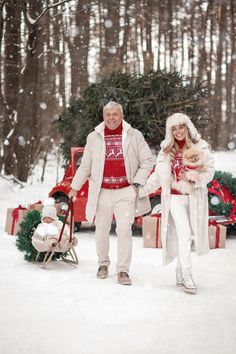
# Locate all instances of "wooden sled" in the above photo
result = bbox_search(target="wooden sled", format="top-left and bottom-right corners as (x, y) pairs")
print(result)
(35, 199), (79, 269)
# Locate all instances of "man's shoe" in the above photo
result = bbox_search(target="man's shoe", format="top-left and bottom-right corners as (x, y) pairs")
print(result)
(118, 272), (132, 285)
(183, 275), (197, 294)
(96, 266), (108, 279)
(176, 268), (184, 287)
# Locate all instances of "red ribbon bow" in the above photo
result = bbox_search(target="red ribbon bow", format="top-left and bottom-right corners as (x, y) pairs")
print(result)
(11, 205), (27, 235)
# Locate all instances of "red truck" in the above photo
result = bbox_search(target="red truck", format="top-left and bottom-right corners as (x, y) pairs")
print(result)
(49, 147), (235, 231)
(49, 147), (160, 230)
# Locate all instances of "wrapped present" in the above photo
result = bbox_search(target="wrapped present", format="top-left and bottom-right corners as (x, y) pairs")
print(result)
(208, 223), (227, 249)
(5, 205), (28, 235)
(142, 214), (162, 248)
(29, 201), (43, 213)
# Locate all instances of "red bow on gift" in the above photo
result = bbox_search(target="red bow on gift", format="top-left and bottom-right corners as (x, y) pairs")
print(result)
(208, 220), (221, 248)
(11, 205), (27, 235)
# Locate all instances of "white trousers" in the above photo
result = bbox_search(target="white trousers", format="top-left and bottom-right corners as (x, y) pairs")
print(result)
(169, 195), (192, 276)
(95, 186), (136, 273)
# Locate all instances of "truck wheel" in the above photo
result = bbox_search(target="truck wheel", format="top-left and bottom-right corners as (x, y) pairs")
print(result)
(53, 195), (81, 232)
(74, 222), (81, 232)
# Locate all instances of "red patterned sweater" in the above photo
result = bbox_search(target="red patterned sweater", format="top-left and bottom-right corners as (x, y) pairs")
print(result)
(171, 139), (186, 195)
(101, 123), (129, 189)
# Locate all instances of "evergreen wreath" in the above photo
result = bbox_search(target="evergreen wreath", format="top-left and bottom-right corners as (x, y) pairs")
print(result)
(208, 171), (236, 219)
(15, 210), (63, 262)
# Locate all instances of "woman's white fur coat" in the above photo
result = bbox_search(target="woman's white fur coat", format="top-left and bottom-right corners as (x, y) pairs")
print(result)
(139, 114), (215, 265)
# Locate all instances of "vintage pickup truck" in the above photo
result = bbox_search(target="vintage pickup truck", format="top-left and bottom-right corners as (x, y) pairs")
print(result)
(49, 147), (235, 231)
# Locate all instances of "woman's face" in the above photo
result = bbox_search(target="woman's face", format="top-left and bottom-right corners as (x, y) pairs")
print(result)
(172, 124), (188, 141)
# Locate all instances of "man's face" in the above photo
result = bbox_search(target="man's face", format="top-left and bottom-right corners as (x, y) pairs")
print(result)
(103, 106), (124, 130)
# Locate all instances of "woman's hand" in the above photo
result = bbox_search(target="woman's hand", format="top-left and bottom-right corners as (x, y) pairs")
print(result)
(179, 171), (199, 183)
(179, 171), (190, 182)
(185, 171), (200, 183)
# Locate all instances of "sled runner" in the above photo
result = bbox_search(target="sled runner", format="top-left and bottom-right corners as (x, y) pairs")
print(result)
(32, 199), (78, 268)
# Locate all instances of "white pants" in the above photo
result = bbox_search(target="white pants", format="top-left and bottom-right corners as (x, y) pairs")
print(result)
(169, 195), (192, 276)
(95, 186), (136, 273)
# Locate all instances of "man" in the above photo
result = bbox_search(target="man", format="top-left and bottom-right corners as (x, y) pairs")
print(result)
(69, 101), (153, 285)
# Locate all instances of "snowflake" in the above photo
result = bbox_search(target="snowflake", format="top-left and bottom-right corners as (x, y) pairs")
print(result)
(104, 19), (112, 28)
(228, 142), (235, 150)
(18, 136), (26, 146)
(40, 102), (47, 110)
(108, 47), (117, 54)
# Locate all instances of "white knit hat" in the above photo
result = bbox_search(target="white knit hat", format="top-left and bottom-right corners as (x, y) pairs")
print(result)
(41, 198), (57, 221)
(161, 113), (201, 149)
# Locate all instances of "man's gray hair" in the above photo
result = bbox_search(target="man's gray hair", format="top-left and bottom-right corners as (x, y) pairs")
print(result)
(103, 101), (123, 114)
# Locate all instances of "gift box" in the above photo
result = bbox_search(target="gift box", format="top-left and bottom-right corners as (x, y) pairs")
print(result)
(142, 214), (162, 248)
(208, 223), (227, 249)
(5, 205), (28, 235)
(29, 201), (43, 213)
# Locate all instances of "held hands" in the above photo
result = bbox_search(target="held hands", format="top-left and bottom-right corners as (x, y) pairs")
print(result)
(68, 188), (78, 202)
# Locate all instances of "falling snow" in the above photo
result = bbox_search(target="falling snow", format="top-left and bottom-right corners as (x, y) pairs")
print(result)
(108, 47), (117, 54)
(40, 102), (47, 110)
(18, 136), (26, 146)
(104, 19), (113, 28)
(228, 142), (235, 150)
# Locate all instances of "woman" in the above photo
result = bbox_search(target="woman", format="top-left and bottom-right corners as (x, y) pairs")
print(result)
(139, 113), (215, 294)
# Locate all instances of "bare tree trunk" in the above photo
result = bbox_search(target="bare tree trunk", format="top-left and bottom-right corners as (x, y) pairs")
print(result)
(197, 0), (209, 79)
(214, 3), (226, 149)
(59, 30), (66, 108)
(167, 0), (174, 68)
(0, 0), (6, 171)
(3, 0), (21, 175)
(143, 0), (153, 73)
(15, 1), (42, 181)
(228, 0), (236, 139)
(69, 0), (91, 99)
(119, 0), (131, 71)
(99, 0), (121, 79)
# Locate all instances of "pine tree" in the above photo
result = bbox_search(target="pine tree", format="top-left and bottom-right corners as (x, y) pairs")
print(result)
(55, 70), (211, 163)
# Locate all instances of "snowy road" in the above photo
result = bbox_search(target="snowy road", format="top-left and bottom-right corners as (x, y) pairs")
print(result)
(0, 149), (236, 354)
(0, 229), (236, 354)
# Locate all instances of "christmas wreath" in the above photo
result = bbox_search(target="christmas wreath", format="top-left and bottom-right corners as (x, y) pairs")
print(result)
(208, 171), (236, 222)
(15, 210), (63, 262)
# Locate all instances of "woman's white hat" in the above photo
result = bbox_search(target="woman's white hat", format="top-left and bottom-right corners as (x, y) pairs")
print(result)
(161, 113), (201, 149)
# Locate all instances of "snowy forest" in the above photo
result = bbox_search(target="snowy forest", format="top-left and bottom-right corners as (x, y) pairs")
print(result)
(0, 0), (235, 181)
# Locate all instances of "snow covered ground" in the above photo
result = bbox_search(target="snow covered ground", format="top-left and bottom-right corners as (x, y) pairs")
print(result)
(0, 150), (236, 354)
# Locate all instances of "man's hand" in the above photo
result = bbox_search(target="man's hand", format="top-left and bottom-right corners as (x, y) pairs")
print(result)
(68, 188), (78, 202)
(131, 183), (140, 196)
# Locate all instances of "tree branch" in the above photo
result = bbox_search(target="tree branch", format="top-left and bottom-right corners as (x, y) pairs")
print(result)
(25, 0), (73, 27)
(0, 0), (5, 8)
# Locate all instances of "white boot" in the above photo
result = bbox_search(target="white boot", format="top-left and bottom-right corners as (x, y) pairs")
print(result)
(183, 274), (197, 294)
(176, 268), (184, 287)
